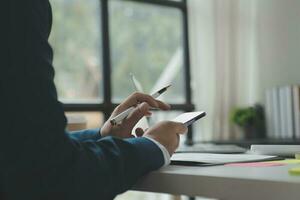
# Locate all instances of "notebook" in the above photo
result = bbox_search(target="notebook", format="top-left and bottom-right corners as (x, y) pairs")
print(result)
(171, 153), (282, 166)
(176, 144), (247, 154)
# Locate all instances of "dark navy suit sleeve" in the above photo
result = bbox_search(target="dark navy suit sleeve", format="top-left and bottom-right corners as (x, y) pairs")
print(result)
(0, 1), (164, 199)
(69, 128), (102, 142)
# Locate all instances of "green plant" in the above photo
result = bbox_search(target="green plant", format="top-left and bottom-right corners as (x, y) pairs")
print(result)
(230, 107), (257, 127)
(230, 105), (266, 139)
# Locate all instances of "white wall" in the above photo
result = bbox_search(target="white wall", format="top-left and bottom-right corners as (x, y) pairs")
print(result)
(253, 0), (300, 102)
(188, 0), (300, 140)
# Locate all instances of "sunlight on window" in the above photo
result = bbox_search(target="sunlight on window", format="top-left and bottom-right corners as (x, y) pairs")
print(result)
(66, 112), (104, 131)
(109, 0), (185, 104)
(49, 0), (103, 102)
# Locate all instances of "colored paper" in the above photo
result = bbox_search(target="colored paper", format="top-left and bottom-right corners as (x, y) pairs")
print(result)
(268, 159), (300, 164)
(225, 162), (285, 167)
(289, 167), (300, 176)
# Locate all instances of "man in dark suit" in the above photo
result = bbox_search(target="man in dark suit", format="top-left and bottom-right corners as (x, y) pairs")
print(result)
(0, 0), (187, 199)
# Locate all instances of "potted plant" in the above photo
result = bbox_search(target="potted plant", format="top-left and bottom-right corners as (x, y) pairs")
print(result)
(230, 104), (265, 139)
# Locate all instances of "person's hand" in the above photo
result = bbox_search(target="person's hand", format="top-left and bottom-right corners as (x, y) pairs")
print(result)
(143, 121), (187, 155)
(101, 92), (170, 138)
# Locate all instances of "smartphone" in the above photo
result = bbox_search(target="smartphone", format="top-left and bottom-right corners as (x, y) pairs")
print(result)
(172, 111), (206, 126)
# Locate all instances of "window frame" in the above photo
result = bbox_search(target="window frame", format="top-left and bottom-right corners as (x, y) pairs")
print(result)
(62, 0), (195, 144)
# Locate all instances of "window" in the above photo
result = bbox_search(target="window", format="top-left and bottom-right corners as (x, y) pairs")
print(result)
(109, 0), (185, 103)
(66, 112), (104, 131)
(49, 0), (194, 141)
(50, 0), (103, 102)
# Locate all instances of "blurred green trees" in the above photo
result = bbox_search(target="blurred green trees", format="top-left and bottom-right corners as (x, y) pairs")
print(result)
(49, 0), (184, 103)
(49, 0), (102, 101)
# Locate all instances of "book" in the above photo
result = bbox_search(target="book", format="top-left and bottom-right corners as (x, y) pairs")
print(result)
(279, 86), (294, 139)
(265, 89), (274, 138)
(285, 86), (294, 138)
(272, 87), (281, 138)
(265, 85), (299, 139)
(293, 85), (300, 138)
(279, 87), (287, 138)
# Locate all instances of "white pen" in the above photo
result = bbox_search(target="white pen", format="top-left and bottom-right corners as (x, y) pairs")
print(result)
(110, 85), (171, 126)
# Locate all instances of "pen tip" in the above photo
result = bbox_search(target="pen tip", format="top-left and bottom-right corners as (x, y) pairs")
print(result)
(166, 84), (172, 89)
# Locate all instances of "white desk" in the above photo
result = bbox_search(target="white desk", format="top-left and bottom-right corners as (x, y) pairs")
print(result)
(134, 164), (300, 200)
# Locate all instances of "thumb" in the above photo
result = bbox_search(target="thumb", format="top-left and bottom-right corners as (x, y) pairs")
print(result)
(174, 122), (188, 135)
(124, 102), (151, 130)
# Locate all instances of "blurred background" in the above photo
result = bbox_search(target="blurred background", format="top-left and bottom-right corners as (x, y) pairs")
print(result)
(49, 0), (300, 199)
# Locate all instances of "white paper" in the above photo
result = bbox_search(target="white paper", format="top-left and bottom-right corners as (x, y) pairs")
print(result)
(250, 145), (300, 156)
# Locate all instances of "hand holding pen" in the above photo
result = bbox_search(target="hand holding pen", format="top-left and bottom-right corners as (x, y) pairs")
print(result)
(110, 85), (171, 125)
(100, 89), (171, 138)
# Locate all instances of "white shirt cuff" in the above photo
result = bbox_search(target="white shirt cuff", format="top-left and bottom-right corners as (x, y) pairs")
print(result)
(143, 136), (171, 167)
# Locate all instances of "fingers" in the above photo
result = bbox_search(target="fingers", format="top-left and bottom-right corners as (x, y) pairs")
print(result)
(124, 102), (150, 130)
(144, 121), (187, 155)
(163, 121), (188, 134)
(120, 92), (158, 110)
(117, 92), (170, 113)
(156, 100), (171, 110)
(176, 123), (188, 135)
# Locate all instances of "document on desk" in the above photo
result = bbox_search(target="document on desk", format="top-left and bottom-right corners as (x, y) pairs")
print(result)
(171, 153), (282, 166)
